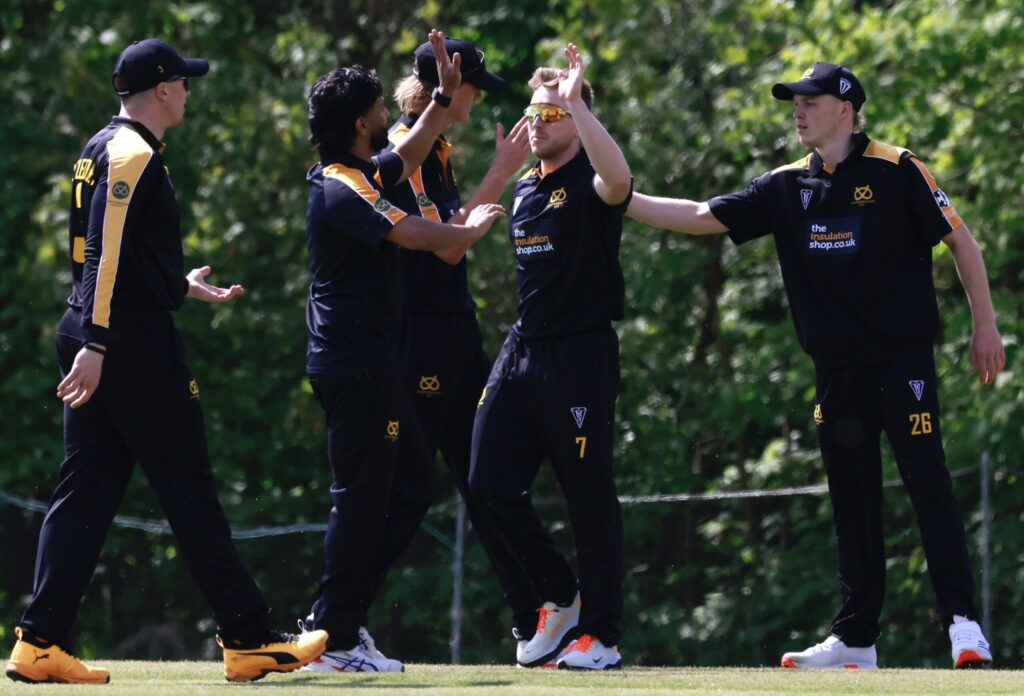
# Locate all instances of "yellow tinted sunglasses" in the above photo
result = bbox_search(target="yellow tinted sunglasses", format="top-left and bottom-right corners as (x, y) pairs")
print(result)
(524, 104), (571, 123)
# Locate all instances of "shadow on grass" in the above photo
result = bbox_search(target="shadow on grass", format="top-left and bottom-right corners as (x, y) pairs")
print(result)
(251, 675), (514, 689)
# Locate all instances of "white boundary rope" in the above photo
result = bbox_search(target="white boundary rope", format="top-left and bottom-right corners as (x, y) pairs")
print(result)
(0, 466), (976, 545)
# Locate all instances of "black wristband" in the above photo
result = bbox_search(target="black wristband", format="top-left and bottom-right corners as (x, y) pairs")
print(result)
(84, 343), (106, 356)
(431, 88), (452, 108)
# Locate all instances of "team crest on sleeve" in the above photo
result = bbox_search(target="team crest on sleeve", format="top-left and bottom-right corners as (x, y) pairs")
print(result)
(416, 192), (432, 208)
(570, 406), (587, 429)
(908, 380), (925, 401)
(933, 188), (951, 208)
(374, 198), (394, 213)
(800, 189), (813, 210)
(111, 181), (131, 199)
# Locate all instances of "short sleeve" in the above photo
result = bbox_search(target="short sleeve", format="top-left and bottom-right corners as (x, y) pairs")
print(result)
(372, 150), (405, 191)
(903, 154), (963, 246)
(708, 171), (773, 245)
(589, 176), (634, 213)
(323, 166), (408, 250)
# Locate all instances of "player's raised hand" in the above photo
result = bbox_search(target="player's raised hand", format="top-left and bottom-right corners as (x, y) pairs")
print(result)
(559, 43), (586, 108)
(465, 203), (506, 236)
(57, 345), (104, 408)
(492, 117), (530, 178)
(186, 266), (245, 303)
(430, 29), (461, 95)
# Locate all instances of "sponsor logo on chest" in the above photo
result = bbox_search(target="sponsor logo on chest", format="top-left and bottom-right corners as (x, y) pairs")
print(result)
(805, 217), (861, 255)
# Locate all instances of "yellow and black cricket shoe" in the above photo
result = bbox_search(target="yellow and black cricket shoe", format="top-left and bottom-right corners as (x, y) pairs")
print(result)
(6, 626), (110, 684)
(218, 628), (328, 682)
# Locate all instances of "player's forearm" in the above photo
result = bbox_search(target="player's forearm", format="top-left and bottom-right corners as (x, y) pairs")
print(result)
(435, 166), (515, 263)
(448, 166), (510, 226)
(394, 97), (450, 184)
(568, 103), (631, 198)
(387, 215), (477, 252)
(627, 193), (727, 235)
(947, 227), (999, 331)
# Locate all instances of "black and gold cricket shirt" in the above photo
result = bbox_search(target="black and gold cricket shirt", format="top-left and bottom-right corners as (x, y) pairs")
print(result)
(710, 132), (964, 366)
(67, 117), (188, 344)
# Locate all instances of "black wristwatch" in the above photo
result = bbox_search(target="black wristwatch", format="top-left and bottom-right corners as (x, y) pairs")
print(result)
(431, 88), (452, 108)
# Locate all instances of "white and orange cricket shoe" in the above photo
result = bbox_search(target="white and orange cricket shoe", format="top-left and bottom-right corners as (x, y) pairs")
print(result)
(949, 616), (992, 669)
(516, 593), (580, 668)
(555, 634), (622, 670)
(780, 635), (877, 669)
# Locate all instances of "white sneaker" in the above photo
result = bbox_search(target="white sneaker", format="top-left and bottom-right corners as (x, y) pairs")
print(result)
(356, 626), (395, 663)
(555, 634), (622, 670)
(517, 594), (581, 668)
(513, 627), (528, 666)
(780, 635), (877, 669)
(297, 617), (404, 673)
(949, 616), (992, 669)
(513, 628), (559, 669)
(299, 645), (404, 673)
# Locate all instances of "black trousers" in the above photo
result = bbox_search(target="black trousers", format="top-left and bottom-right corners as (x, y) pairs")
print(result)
(815, 354), (977, 647)
(308, 370), (431, 650)
(382, 312), (542, 636)
(470, 326), (623, 646)
(20, 309), (270, 648)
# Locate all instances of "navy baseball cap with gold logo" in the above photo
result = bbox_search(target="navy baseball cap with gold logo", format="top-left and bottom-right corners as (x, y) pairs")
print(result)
(112, 39), (209, 96)
(413, 37), (505, 92)
(772, 62), (866, 112)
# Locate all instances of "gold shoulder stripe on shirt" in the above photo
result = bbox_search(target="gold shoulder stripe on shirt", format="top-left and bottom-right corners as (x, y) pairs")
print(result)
(391, 125), (455, 191)
(388, 124), (411, 145)
(863, 140), (909, 164)
(407, 168), (442, 222)
(771, 154), (812, 174)
(323, 163), (407, 226)
(386, 127), (442, 222)
(93, 126), (153, 329)
(908, 156), (963, 231)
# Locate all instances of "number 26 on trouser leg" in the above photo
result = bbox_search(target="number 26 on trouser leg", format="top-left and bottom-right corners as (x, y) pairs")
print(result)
(909, 412), (933, 436)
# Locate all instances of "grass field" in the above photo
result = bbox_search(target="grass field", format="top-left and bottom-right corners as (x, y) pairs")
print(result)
(1, 663), (1020, 695)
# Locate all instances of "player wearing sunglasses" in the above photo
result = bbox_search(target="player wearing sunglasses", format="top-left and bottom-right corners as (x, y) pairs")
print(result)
(469, 43), (632, 670)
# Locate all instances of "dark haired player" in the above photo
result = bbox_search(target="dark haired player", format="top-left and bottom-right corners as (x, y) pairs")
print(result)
(299, 30), (505, 673)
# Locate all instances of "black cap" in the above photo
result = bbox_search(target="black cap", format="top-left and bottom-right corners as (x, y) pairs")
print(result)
(772, 62), (866, 112)
(412, 37), (505, 92)
(112, 39), (209, 96)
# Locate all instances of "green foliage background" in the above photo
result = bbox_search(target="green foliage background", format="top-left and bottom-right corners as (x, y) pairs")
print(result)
(1, 0), (1021, 668)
